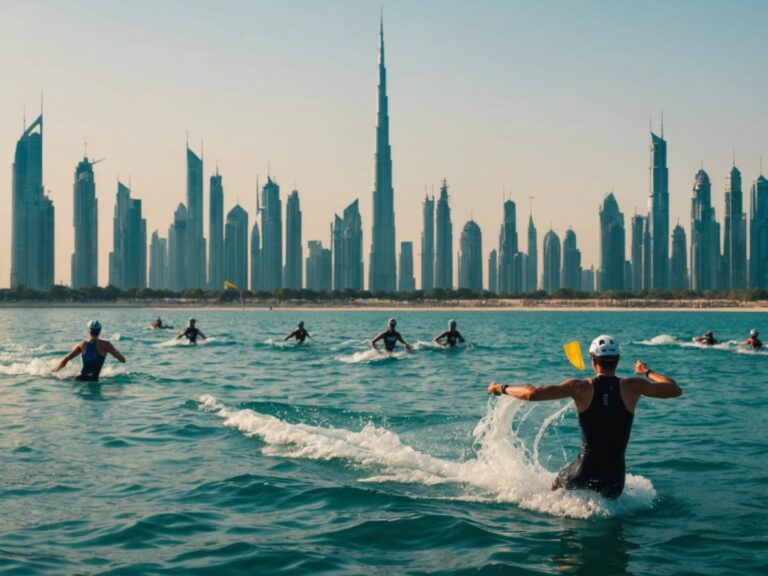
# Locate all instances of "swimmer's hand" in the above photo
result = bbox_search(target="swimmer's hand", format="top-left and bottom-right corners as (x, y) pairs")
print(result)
(634, 360), (648, 375)
(487, 382), (505, 395)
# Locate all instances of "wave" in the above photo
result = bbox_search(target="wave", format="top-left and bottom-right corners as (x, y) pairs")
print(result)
(0, 358), (129, 379)
(198, 394), (656, 519)
(260, 338), (311, 349)
(156, 336), (230, 348)
(336, 349), (409, 364)
(637, 334), (763, 354)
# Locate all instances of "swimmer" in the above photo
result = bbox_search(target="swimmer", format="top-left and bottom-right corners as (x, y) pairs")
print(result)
(371, 318), (413, 353)
(284, 320), (311, 343)
(176, 318), (207, 344)
(151, 317), (171, 330)
(53, 320), (126, 382)
(433, 319), (466, 349)
(487, 335), (681, 499)
(741, 329), (762, 350)
(694, 331), (719, 346)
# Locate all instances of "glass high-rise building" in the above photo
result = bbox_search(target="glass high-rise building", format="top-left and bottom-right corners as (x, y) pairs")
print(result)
(369, 18), (397, 293)
(421, 194), (434, 290)
(149, 231), (168, 290)
(690, 169), (720, 291)
(250, 222), (261, 292)
(670, 224), (688, 290)
(108, 181), (146, 289)
(284, 190), (303, 289)
(168, 203), (188, 292)
(542, 230), (561, 294)
(306, 240), (332, 292)
(208, 170), (224, 290)
(71, 157), (98, 288)
(260, 177), (283, 291)
(526, 213), (538, 292)
(488, 249), (498, 293)
(333, 199), (364, 291)
(434, 180), (453, 289)
(630, 214), (646, 291)
(724, 165), (747, 290)
(458, 220), (483, 291)
(12, 115), (54, 290)
(186, 145), (206, 289)
(750, 174), (768, 288)
(599, 193), (625, 291)
(224, 205), (249, 290)
(398, 241), (416, 292)
(561, 229), (581, 291)
(498, 200), (518, 293)
(649, 131), (670, 289)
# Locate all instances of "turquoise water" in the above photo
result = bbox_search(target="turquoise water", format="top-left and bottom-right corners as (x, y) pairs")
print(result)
(1, 308), (766, 575)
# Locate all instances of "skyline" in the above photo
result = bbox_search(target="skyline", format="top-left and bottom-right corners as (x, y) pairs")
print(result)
(2, 1), (768, 288)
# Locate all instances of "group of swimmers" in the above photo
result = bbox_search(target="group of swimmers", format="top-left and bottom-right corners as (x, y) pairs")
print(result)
(694, 329), (762, 349)
(51, 320), (686, 501)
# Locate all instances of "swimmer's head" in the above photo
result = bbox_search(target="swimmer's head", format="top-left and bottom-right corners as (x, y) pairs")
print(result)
(589, 334), (620, 368)
(189, 318), (196, 326)
(705, 330), (713, 337)
(750, 329), (758, 337)
(448, 319), (457, 329)
(388, 318), (397, 328)
(87, 319), (102, 336)
(298, 320), (305, 328)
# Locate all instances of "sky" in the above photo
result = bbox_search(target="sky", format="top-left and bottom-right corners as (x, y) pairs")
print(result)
(1, 0), (767, 288)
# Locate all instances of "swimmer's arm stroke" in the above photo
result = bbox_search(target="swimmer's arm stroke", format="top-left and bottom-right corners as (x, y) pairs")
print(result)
(371, 332), (386, 350)
(198, 331), (207, 340)
(106, 342), (126, 363)
(487, 378), (587, 401)
(397, 333), (413, 351)
(432, 331), (448, 345)
(284, 330), (296, 341)
(629, 361), (681, 398)
(52, 342), (84, 373)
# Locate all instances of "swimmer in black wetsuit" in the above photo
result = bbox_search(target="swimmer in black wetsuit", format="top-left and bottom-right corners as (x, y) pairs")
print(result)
(433, 319), (466, 349)
(487, 334), (681, 499)
(176, 318), (207, 344)
(53, 320), (126, 382)
(742, 329), (762, 350)
(371, 318), (413, 353)
(151, 317), (171, 330)
(694, 331), (719, 346)
(285, 320), (311, 343)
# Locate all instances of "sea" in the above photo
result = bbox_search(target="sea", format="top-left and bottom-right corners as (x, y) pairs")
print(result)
(0, 308), (766, 575)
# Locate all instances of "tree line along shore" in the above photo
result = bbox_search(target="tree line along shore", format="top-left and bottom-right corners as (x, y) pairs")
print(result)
(1, 285), (767, 309)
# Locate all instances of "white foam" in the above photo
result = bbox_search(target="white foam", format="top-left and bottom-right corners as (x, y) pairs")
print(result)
(336, 349), (408, 364)
(157, 336), (219, 348)
(198, 394), (657, 519)
(0, 359), (127, 379)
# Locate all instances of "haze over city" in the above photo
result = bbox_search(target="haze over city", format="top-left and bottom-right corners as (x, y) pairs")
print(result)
(1, 0), (767, 289)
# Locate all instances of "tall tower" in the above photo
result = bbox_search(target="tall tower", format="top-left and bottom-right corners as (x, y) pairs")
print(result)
(71, 156), (99, 288)
(542, 230), (561, 294)
(690, 169), (719, 291)
(369, 17), (397, 292)
(260, 177), (283, 291)
(333, 199), (364, 290)
(149, 230), (168, 290)
(421, 194), (435, 290)
(186, 145), (206, 289)
(599, 193), (626, 291)
(168, 203), (188, 291)
(670, 224), (688, 290)
(498, 200), (518, 293)
(526, 213), (538, 292)
(224, 204), (249, 290)
(434, 180), (453, 289)
(630, 214), (645, 291)
(488, 249), (498, 293)
(458, 220), (483, 291)
(284, 189), (303, 289)
(750, 174), (768, 288)
(649, 130), (669, 289)
(724, 165), (746, 290)
(108, 181), (146, 289)
(398, 241), (415, 291)
(208, 170), (224, 290)
(561, 229), (582, 291)
(12, 114), (54, 290)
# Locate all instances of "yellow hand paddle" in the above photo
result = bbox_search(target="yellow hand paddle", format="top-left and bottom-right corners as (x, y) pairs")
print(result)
(563, 340), (586, 371)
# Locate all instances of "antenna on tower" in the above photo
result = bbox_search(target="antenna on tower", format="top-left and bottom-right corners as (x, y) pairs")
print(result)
(186, 130), (189, 148)
(732, 147), (736, 167)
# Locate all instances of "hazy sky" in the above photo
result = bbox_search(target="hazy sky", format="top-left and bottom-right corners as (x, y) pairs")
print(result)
(1, 0), (767, 288)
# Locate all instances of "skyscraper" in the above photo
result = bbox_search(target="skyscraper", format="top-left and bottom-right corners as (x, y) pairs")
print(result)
(542, 230), (561, 294)
(369, 18), (396, 292)
(12, 114), (54, 290)
(168, 203), (188, 291)
(149, 231), (168, 290)
(224, 205), (249, 290)
(670, 224), (688, 290)
(649, 130), (670, 289)
(284, 190), (303, 289)
(306, 240), (332, 291)
(561, 229), (582, 290)
(186, 145), (206, 289)
(260, 177), (283, 291)
(421, 194), (435, 290)
(488, 249), (498, 293)
(458, 220), (483, 291)
(208, 170), (224, 290)
(750, 174), (768, 288)
(581, 266), (595, 293)
(526, 213), (538, 292)
(599, 193), (625, 291)
(434, 180), (453, 289)
(498, 200), (518, 293)
(250, 222), (261, 292)
(333, 199), (364, 290)
(71, 157), (98, 288)
(398, 241), (416, 291)
(108, 181), (146, 289)
(630, 214), (646, 291)
(724, 165), (747, 290)
(690, 169), (719, 291)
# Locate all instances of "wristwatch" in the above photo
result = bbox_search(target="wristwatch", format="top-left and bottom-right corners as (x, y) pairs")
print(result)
(500, 384), (509, 395)
(644, 369), (652, 377)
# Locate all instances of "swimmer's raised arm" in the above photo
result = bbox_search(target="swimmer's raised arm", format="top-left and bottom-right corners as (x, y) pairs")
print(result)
(53, 342), (84, 373)
(488, 378), (589, 401)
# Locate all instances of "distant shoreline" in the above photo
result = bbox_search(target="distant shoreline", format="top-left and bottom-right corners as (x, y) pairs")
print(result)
(1, 298), (767, 312)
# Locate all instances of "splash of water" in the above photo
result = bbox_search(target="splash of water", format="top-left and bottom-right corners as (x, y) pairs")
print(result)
(198, 394), (656, 519)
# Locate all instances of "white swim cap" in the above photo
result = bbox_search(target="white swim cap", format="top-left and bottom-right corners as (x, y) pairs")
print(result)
(589, 334), (620, 357)
(87, 319), (102, 333)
